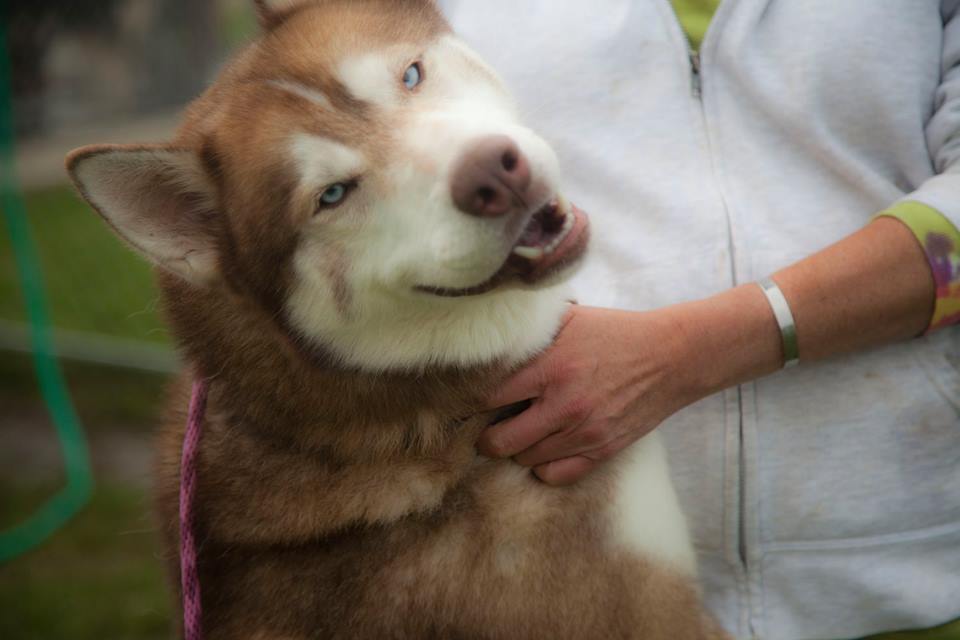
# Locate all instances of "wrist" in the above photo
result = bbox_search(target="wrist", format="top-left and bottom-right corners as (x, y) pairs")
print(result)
(661, 284), (784, 400)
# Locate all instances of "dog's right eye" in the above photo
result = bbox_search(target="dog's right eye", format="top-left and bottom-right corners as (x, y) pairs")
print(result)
(316, 182), (353, 212)
(403, 62), (423, 90)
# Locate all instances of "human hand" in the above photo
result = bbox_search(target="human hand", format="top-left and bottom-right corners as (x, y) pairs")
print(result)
(479, 304), (707, 486)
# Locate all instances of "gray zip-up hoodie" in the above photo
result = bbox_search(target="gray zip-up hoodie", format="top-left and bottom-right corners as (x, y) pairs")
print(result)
(439, 1), (960, 638)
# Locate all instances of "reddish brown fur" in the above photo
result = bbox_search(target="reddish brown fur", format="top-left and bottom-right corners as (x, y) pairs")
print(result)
(153, 283), (728, 637)
(72, 1), (730, 637)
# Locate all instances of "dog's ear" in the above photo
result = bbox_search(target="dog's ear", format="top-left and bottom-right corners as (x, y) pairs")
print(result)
(253, 0), (311, 29)
(66, 144), (220, 286)
(254, 0), (440, 30)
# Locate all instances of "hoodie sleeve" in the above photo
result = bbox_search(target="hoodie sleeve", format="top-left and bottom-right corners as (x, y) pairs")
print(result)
(906, 2), (960, 217)
(881, 3), (960, 332)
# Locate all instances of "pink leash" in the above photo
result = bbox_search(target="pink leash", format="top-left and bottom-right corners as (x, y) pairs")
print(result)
(180, 379), (208, 640)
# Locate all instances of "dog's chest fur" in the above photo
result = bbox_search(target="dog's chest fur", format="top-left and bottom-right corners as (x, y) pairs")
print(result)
(155, 391), (719, 640)
(152, 280), (724, 639)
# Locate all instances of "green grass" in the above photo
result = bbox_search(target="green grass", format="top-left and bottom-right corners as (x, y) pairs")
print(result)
(1, 351), (169, 638)
(865, 620), (960, 640)
(0, 483), (172, 640)
(0, 351), (165, 434)
(1, 182), (173, 638)
(1, 184), (168, 344)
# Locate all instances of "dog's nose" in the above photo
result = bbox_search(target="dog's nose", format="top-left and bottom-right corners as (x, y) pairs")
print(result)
(450, 135), (531, 218)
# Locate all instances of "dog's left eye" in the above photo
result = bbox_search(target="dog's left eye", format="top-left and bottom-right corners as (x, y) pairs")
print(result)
(403, 62), (423, 90)
(316, 182), (352, 211)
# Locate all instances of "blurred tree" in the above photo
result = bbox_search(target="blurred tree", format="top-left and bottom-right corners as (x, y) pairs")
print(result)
(2, 0), (219, 138)
(137, 0), (218, 115)
(3, 0), (121, 136)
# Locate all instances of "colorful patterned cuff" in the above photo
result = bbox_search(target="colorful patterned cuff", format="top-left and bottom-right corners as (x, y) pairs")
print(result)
(876, 201), (960, 334)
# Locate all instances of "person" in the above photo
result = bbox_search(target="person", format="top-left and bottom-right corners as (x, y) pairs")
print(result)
(437, 1), (960, 638)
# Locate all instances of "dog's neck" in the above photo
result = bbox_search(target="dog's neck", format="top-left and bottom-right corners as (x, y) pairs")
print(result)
(161, 274), (514, 460)
(159, 274), (570, 544)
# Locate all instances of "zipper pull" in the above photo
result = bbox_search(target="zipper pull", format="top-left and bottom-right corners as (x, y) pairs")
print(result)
(689, 50), (702, 99)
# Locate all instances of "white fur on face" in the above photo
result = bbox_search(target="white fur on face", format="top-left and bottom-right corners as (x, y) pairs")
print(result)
(436, 35), (505, 89)
(291, 134), (366, 188)
(268, 79), (334, 110)
(610, 433), (698, 575)
(392, 36), (561, 291)
(337, 51), (401, 108)
(287, 270), (570, 370)
(285, 35), (573, 371)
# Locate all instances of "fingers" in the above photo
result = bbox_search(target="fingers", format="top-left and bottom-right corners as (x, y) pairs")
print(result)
(533, 456), (599, 486)
(531, 432), (637, 486)
(512, 419), (605, 467)
(485, 359), (548, 410)
(485, 306), (579, 409)
(478, 400), (562, 458)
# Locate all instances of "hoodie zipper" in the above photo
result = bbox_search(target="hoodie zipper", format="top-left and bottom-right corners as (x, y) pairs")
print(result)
(663, 1), (703, 100)
(689, 49), (703, 99)
(661, 0), (754, 633)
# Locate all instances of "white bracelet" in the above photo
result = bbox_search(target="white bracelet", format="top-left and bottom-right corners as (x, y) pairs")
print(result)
(758, 278), (800, 368)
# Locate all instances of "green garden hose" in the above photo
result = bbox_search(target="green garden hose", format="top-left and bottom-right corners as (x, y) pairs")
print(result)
(0, 21), (94, 563)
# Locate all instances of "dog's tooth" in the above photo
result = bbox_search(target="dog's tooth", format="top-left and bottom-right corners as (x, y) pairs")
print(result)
(557, 194), (571, 215)
(513, 246), (545, 260)
(555, 217), (575, 244)
(548, 233), (564, 251)
(545, 228), (569, 254)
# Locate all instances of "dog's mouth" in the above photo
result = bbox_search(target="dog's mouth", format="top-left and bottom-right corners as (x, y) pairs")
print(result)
(418, 197), (590, 298)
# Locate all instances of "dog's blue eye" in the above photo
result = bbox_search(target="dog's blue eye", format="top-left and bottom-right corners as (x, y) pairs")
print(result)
(321, 184), (347, 203)
(318, 183), (348, 208)
(403, 62), (422, 90)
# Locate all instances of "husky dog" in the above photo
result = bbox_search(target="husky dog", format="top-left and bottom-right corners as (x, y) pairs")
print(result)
(67, 1), (728, 638)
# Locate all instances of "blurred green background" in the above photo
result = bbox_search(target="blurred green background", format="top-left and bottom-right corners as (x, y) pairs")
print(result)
(1, 189), (169, 639)
(2, 2), (254, 638)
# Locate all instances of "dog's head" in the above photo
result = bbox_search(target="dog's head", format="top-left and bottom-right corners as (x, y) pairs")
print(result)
(67, 0), (589, 371)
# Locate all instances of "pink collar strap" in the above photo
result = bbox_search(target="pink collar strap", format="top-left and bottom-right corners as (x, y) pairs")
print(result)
(180, 379), (208, 640)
